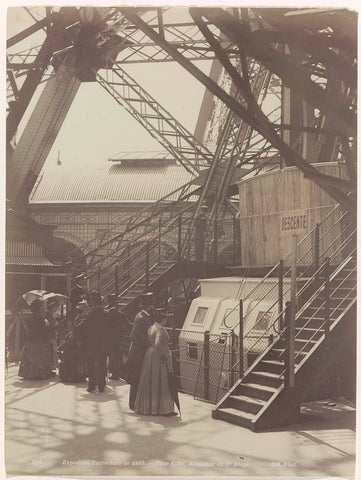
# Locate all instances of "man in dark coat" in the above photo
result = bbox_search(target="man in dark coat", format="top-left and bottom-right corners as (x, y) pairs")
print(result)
(69, 274), (87, 326)
(82, 292), (110, 393)
(105, 294), (127, 380)
(124, 292), (155, 410)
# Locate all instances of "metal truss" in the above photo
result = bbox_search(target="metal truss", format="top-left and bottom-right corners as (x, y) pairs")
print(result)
(118, 8), (355, 212)
(96, 59), (214, 175)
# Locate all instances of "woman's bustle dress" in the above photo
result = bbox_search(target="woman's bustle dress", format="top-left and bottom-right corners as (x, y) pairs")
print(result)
(135, 322), (174, 416)
(18, 314), (53, 380)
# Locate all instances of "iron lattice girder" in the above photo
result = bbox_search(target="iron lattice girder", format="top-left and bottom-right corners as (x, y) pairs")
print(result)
(199, 8), (356, 138)
(96, 60), (213, 175)
(114, 19), (239, 63)
(119, 8), (355, 213)
(6, 36), (56, 147)
(6, 21), (238, 71)
(7, 55), (81, 205)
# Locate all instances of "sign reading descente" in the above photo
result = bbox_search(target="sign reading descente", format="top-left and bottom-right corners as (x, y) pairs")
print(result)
(280, 209), (309, 236)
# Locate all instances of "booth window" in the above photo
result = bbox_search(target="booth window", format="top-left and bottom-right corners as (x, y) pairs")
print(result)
(254, 311), (273, 330)
(186, 342), (198, 359)
(192, 306), (208, 325)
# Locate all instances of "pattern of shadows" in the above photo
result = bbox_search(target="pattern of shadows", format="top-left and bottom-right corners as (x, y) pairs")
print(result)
(4, 365), (356, 477)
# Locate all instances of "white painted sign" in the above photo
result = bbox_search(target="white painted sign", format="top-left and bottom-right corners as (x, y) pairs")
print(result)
(280, 209), (309, 237)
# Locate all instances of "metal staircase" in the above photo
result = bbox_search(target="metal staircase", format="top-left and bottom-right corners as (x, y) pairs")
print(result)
(81, 58), (272, 308)
(212, 207), (356, 431)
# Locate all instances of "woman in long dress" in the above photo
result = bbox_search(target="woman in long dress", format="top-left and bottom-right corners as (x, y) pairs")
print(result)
(18, 299), (53, 380)
(46, 298), (61, 373)
(59, 300), (88, 382)
(135, 311), (175, 416)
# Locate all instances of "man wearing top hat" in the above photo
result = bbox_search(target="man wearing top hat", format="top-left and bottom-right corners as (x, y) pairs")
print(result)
(105, 294), (127, 380)
(124, 292), (155, 410)
(70, 274), (87, 308)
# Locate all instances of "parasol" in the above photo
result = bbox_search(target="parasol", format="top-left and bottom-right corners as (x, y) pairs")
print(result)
(22, 290), (48, 306)
(41, 292), (68, 305)
(166, 364), (181, 418)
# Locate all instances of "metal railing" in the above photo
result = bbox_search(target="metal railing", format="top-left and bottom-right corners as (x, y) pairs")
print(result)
(214, 203), (355, 394)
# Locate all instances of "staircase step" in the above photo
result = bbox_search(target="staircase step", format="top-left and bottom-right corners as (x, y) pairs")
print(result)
(269, 348), (307, 362)
(226, 395), (266, 414)
(298, 306), (344, 321)
(238, 382), (278, 401)
(213, 407), (255, 428)
(331, 287), (355, 297)
(279, 338), (317, 352)
(296, 316), (327, 329)
(295, 327), (323, 341)
(247, 371), (283, 388)
(311, 297), (353, 308)
(259, 359), (284, 374)
(331, 278), (356, 288)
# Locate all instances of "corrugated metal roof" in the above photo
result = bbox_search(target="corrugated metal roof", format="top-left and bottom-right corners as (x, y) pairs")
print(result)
(108, 150), (176, 161)
(6, 241), (56, 267)
(30, 162), (194, 204)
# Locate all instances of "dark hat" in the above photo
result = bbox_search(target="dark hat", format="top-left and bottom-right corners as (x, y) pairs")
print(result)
(155, 307), (173, 317)
(90, 291), (102, 305)
(155, 307), (166, 314)
(141, 292), (155, 307)
(74, 273), (87, 281)
(107, 294), (117, 306)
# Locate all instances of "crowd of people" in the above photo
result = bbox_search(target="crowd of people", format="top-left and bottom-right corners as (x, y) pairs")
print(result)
(17, 276), (187, 417)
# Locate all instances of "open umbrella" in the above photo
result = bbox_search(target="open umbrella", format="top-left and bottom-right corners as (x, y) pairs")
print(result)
(40, 292), (68, 305)
(166, 364), (181, 418)
(22, 290), (48, 306)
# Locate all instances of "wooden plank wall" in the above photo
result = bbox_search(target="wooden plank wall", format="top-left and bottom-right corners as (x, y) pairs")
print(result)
(238, 163), (347, 266)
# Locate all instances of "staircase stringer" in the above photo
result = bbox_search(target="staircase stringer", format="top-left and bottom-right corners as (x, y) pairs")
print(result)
(251, 302), (356, 430)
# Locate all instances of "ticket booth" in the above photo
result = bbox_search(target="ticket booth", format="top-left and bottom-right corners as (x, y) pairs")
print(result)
(178, 276), (290, 401)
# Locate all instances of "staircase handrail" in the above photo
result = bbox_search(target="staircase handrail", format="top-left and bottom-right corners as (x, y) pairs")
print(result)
(86, 199), (196, 273)
(242, 237), (356, 360)
(88, 203), (194, 289)
(292, 255), (357, 364)
(222, 203), (351, 331)
(229, 229), (356, 378)
(80, 177), (201, 266)
(92, 209), (193, 298)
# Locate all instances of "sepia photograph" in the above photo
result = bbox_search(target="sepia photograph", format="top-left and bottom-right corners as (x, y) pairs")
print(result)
(3, 1), (358, 478)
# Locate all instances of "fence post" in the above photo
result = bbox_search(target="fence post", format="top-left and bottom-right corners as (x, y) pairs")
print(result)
(171, 327), (180, 388)
(323, 257), (331, 337)
(283, 301), (291, 387)
(158, 218), (162, 264)
(115, 266), (119, 297)
(230, 330), (236, 386)
(233, 216), (237, 264)
(177, 215), (182, 261)
(204, 330), (210, 401)
(145, 243), (150, 287)
(278, 259), (284, 330)
(239, 299), (244, 378)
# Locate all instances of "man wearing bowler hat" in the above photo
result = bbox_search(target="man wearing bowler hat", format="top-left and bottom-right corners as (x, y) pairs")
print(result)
(70, 274), (87, 320)
(124, 292), (155, 410)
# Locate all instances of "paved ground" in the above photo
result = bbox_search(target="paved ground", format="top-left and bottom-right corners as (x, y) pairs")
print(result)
(4, 364), (356, 477)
